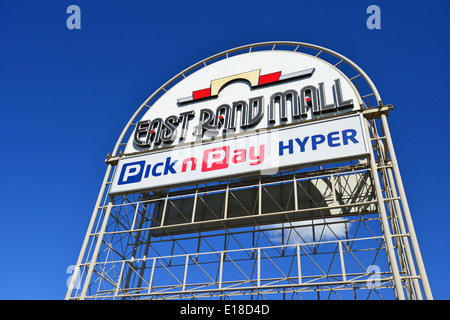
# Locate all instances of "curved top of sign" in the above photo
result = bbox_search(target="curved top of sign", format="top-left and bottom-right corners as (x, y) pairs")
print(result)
(113, 42), (381, 157)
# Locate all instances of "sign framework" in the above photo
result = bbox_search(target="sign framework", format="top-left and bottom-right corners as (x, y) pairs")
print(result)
(66, 42), (433, 301)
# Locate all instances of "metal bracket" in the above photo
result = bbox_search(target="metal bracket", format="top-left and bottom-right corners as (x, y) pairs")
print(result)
(362, 104), (393, 120)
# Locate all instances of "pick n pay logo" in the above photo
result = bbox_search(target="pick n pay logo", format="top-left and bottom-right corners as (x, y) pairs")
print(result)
(201, 146), (230, 172)
(117, 157), (179, 185)
(116, 143), (265, 187)
(118, 161), (145, 185)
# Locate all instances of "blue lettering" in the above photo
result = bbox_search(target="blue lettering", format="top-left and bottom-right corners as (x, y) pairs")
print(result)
(144, 164), (152, 178)
(164, 157), (178, 175)
(294, 137), (309, 152)
(327, 131), (340, 147)
(279, 139), (293, 156)
(311, 134), (325, 150)
(342, 129), (358, 145)
(118, 161), (145, 185)
(152, 162), (164, 177)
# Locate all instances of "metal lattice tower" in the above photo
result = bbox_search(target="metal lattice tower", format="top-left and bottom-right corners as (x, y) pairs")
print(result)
(65, 42), (432, 300)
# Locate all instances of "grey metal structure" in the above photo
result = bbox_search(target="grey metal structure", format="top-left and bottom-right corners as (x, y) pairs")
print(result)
(65, 42), (432, 300)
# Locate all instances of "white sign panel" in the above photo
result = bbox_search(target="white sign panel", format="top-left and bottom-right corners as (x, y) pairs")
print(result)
(110, 115), (368, 195)
(125, 50), (361, 154)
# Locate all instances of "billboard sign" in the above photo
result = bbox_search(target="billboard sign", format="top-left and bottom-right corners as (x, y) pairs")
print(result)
(124, 50), (361, 154)
(110, 115), (368, 195)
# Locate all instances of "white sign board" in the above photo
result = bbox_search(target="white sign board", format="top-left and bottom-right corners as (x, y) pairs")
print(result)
(125, 50), (361, 154)
(110, 115), (368, 195)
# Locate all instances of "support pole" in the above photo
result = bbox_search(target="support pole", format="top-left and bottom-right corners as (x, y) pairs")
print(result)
(386, 168), (422, 299)
(79, 199), (114, 300)
(65, 164), (113, 300)
(364, 118), (405, 300)
(380, 113), (433, 300)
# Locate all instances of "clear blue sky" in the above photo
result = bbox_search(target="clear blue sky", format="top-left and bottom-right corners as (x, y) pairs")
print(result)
(0, 0), (448, 300)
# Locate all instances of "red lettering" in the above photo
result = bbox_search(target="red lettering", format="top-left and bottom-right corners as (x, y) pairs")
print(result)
(249, 145), (264, 165)
(232, 149), (246, 164)
(201, 146), (230, 172)
(182, 157), (197, 172)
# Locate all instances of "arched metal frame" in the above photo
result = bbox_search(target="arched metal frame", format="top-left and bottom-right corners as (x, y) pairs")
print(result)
(112, 41), (382, 158)
(65, 41), (432, 300)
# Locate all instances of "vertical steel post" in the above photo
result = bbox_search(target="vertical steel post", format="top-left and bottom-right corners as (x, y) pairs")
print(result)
(364, 118), (405, 300)
(293, 176), (298, 211)
(258, 177), (262, 215)
(223, 183), (229, 219)
(380, 113), (433, 300)
(218, 251), (224, 290)
(339, 242), (346, 282)
(79, 199), (114, 299)
(386, 168), (422, 299)
(257, 248), (261, 287)
(148, 257), (156, 294)
(297, 245), (302, 284)
(114, 261), (125, 298)
(65, 164), (113, 299)
(182, 254), (189, 292)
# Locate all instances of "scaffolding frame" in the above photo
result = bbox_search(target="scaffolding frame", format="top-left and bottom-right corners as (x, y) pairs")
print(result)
(66, 42), (432, 300)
